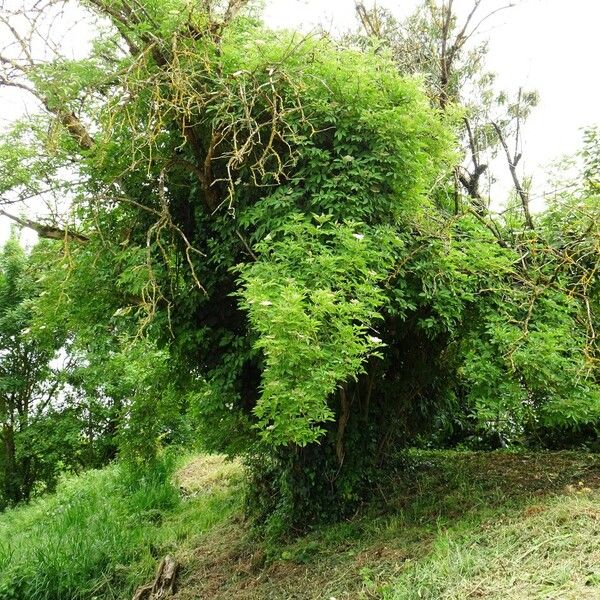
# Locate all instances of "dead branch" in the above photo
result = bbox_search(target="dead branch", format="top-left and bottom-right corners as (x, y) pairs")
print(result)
(132, 555), (178, 600)
(492, 121), (534, 229)
(355, 2), (382, 38)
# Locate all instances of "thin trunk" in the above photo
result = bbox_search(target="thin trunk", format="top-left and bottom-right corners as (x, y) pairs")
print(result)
(2, 423), (20, 503)
(335, 385), (351, 466)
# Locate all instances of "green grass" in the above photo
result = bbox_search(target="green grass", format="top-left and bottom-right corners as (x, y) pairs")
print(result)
(0, 454), (241, 600)
(1, 450), (598, 600)
(386, 490), (600, 599)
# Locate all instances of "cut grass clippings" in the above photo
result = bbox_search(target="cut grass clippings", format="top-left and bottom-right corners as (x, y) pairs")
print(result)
(172, 450), (600, 600)
(387, 488), (600, 599)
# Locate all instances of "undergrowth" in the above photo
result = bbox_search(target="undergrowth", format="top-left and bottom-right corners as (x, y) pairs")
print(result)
(0, 454), (240, 600)
(1, 450), (598, 600)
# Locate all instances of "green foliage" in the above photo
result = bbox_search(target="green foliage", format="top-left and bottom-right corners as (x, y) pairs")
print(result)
(107, 341), (193, 464)
(238, 217), (399, 446)
(0, 0), (598, 534)
(582, 126), (600, 190)
(0, 235), (71, 505)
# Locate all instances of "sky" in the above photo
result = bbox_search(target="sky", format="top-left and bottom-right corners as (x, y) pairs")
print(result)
(1, 0), (599, 244)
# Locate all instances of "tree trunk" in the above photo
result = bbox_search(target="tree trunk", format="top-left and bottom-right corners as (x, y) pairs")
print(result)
(132, 555), (178, 600)
(2, 423), (21, 504)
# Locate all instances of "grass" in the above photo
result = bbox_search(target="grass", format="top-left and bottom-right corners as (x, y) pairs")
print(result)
(170, 450), (600, 599)
(0, 454), (241, 600)
(1, 449), (598, 599)
(387, 490), (600, 599)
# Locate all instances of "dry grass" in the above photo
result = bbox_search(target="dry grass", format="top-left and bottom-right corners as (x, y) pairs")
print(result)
(175, 454), (243, 495)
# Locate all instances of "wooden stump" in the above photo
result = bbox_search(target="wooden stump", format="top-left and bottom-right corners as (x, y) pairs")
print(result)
(132, 555), (178, 600)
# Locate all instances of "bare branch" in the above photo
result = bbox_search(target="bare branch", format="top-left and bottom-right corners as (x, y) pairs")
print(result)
(355, 2), (382, 37)
(492, 121), (534, 230)
(0, 208), (88, 241)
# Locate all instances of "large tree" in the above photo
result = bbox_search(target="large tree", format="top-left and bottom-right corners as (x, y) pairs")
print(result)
(0, 0), (597, 530)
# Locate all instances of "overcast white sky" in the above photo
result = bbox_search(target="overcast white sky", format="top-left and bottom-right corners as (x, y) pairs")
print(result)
(1, 0), (599, 244)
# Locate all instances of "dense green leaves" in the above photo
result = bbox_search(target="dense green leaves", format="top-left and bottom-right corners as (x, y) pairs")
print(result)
(0, 0), (598, 530)
(239, 217), (400, 445)
(0, 236), (67, 505)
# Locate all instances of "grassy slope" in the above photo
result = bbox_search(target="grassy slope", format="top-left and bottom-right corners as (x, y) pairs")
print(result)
(173, 451), (600, 600)
(1, 450), (598, 599)
(0, 456), (241, 600)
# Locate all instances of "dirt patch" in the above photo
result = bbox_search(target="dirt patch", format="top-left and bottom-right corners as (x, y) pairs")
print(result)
(354, 544), (409, 568)
(523, 504), (545, 517)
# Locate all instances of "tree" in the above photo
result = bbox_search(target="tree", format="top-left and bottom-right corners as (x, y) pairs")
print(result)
(0, 0), (597, 532)
(353, 1), (539, 224)
(0, 234), (65, 504)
